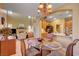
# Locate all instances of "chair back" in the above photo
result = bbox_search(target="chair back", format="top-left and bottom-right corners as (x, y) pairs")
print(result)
(66, 39), (79, 56)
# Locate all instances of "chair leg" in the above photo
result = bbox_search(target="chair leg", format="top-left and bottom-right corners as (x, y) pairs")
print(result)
(21, 40), (27, 56)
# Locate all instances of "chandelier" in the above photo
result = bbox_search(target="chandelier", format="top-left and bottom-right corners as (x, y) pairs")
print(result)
(38, 3), (53, 17)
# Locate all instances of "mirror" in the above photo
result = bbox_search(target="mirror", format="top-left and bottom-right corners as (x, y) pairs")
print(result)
(49, 10), (72, 36)
(40, 9), (72, 37)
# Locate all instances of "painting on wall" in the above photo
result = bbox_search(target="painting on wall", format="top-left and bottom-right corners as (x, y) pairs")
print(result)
(0, 17), (6, 29)
(1, 17), (5, 25)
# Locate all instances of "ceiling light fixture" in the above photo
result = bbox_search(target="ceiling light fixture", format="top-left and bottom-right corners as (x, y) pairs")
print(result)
(38, 3), (53, 17)
(47, 4), (52, 9)
(8, 10), (13, 15)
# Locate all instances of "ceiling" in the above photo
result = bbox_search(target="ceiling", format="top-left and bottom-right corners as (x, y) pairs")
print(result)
(47, 10), (72, 21)
(2, 3), (65, 17)
(1, 3), (72, 21)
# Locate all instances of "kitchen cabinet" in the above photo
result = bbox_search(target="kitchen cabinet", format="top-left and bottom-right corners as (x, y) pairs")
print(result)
(0, 39), (16, 56)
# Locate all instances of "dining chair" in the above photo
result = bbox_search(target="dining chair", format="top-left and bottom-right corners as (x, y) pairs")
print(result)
(66, 39), (79, 56)
(21, 39), (27, 56)
(20, 38), (41, 56)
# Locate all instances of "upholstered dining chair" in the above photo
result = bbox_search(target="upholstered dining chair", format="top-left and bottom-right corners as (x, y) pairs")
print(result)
(66, 39), (79, 56)
(20, 38), (41, 56)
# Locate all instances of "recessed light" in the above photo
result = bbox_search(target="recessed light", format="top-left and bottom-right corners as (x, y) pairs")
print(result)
(37, 10), (40, 13)
(49, 16), (52, 18)
(28, 16), (31, 19)
(66, 11), (69, 14)
(68, 14), (72, 17)
(53, 18), (57, 20)
(8, 10), (13, 15)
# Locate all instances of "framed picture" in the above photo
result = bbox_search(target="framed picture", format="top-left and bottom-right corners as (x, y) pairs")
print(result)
(0, 17), (6, 29)
(1, 17), (5, 25)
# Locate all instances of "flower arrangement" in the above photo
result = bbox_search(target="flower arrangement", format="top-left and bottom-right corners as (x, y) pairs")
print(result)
(1, 28), (12, 36)
(0, 28), (12, 40)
